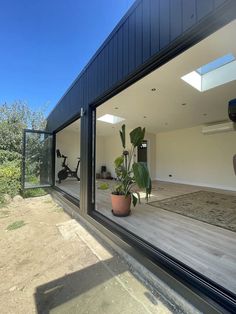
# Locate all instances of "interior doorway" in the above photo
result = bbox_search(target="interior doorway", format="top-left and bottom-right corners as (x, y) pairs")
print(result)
(137, 140), (148, 165)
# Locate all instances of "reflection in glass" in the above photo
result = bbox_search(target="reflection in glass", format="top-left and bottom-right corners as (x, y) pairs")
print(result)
(24, 132), (53, 188)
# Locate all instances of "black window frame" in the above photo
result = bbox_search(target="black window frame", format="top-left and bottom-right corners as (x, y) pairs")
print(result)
(53, 114), (82, 209)
(37, 2), (236, 311)
(22, 129), (55, 190)
(86, 15), (236, 313)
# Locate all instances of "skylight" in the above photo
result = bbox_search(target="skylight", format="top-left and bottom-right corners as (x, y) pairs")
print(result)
(181, 53), (236, 92)
(97, 114), (125, 124)
(196, 53), (235, 75)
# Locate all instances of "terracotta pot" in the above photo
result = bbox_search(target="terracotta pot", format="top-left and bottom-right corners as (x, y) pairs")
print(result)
(111, 194), (131, 217)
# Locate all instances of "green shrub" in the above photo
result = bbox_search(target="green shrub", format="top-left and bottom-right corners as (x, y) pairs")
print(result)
(0, 162), (21, 203)
(0, 150), (21, 164)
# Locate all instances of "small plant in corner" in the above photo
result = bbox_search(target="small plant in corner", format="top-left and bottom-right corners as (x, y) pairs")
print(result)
(111, 124), (152, 217)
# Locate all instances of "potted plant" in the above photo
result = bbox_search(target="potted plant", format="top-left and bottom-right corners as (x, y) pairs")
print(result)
(111, 124), (152, 216)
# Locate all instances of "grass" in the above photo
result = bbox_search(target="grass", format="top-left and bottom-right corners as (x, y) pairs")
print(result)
(53, 205), (64, 212)
(0, 210), (10, 218)
(7, 220), (26, 231)
(22, 188), (47, 198)
(43, 198), (53, 204)
(0, 201), (6, 208)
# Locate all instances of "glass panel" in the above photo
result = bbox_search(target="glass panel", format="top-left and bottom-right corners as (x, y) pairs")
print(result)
(55, 118), (80, 200)
(24, 131), (53, 188)
(94, 20), (236, 296)
(196, 53), (235, 75)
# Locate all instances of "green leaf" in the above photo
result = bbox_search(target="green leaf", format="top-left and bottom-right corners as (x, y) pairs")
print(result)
(132, 162), (152, 201)
(119, 124), (126, 149)
(132, 162), (148, 188)
(147, 178), (152, 195)
(129, 127), (145, 148)
(132, 194), (138, 207)
(114, 156), (124, 168)
(136, 191), (141, 204)
(146, 178), (152, 201)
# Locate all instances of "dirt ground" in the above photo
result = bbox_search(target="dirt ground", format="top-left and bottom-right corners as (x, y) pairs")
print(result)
(0, 195), (177, 314)
(0, 195), (72, 313)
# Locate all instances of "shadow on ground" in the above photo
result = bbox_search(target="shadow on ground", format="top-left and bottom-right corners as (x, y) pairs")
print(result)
(34, 257), (133, 314)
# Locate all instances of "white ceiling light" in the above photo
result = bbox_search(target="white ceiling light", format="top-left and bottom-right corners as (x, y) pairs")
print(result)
(97, 114), (125, 124)
(181, 53), (236, 92)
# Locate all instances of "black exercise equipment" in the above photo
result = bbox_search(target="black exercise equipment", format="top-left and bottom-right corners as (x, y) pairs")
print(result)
(233, 154), (236, 176)
(228, 98), (236, 122)
(57, 149), (80, 183)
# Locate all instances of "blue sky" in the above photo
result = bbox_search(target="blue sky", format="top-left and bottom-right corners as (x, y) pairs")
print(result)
(0, 0), (135, 115)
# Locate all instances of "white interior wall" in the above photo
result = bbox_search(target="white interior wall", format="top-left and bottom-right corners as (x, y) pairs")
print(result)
(156, 126), (236, 191)
(56, 129), (105, 178)
(99, 130), (156, 179)
(56, 130), (81, 177)
(145, 132), (156, 180)
(96, 135), (106, 173)
(56, 123), (236, 191)
(101, 132), (123, 178)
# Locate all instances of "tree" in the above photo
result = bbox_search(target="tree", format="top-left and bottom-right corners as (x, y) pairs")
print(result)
(0, 101), (46, 202)
(0, 101), (46, 158)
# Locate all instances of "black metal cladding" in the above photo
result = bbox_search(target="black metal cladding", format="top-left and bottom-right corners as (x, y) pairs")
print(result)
(46, 0), (232, 133)
(45, 1), (236, 309)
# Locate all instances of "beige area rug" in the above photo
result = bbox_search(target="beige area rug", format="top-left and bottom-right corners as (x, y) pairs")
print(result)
(148, 191), (236, 232)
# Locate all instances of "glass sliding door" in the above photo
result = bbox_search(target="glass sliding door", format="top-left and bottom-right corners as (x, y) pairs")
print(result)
(22, 130), (53, 189)
(92, 19), (236, 304)
(55, 118), (81, 200)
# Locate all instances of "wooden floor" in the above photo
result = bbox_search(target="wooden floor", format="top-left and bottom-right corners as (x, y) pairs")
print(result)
(56, 179), (236, 294)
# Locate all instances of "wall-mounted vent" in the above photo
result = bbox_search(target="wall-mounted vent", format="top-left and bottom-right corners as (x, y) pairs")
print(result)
(202, 122), (236, 135)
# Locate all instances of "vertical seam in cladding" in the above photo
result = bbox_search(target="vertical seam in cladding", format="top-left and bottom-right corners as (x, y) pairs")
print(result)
(213, 0), (217, 10)
(195, 0), (198, 22)
(135, 2), (143, 67)
(121, 27), (123, 79)
(140, 1), (143, 63)
(141, 1), (143, 63)
(142, 0), (150, 62)
(134, 11), (137, 73)
(127, 18), (129, 74)
(158, 0), (161, 52)
(95, 57), (98, 98)
(168, 0), (171, 44)
(111, 39), (114, 87)
(134, 10), (137, 71)
(114, 33), (117, 84)
(170, 0), (172, 40)
(97, 52), (101, 95)
(121, 24), (123, 76)
(149, 0), (151, 59)
(116, 32), (119, 82)
(103, 49), (106, 92)
(128, 15), (131, 73)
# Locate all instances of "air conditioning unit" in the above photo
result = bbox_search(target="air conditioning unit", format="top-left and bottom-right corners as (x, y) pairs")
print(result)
(202, 122), (236, 135)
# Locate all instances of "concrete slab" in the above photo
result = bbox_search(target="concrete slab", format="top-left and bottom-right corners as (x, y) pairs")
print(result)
(34, 219), (178, 313)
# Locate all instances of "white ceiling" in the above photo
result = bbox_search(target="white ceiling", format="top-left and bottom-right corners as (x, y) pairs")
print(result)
(62, 20), (236, 137)
(96, 20), (236, 136)
(61, 118), (81, 132)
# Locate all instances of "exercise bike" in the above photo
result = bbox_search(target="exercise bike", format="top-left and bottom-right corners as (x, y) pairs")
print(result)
(57, 149), (80, 183)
